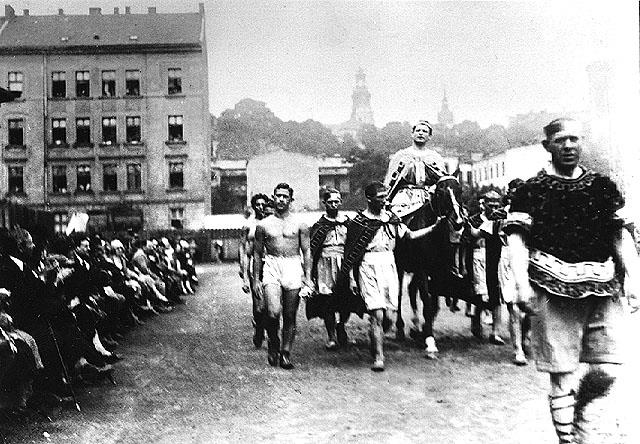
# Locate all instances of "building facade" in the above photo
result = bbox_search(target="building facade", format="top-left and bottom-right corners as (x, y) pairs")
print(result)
(0, 4), (210, 231)
(211, 153), (353, 214)
(470, 144), (550, 189)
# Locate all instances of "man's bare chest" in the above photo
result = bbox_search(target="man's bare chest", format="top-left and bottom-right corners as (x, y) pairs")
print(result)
(264, 220), (299, 240)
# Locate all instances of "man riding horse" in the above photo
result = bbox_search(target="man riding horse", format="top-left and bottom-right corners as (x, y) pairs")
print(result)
(384, 120), (465, 358)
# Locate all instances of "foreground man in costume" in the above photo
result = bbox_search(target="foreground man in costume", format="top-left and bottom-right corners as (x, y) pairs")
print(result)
(339, 182), (444, 371)
(308, 188), (351, 349)
(505, 118), (639, 444)
(253, 184), (311, 369)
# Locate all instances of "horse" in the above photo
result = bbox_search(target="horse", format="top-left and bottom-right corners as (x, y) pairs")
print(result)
(393, 175), (474, 358)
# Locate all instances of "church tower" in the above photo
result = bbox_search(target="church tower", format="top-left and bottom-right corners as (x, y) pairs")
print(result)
(350, 68), (375, 125)
(438, 90), (454, 128)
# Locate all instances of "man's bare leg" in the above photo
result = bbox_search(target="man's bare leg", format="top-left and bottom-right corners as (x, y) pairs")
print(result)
(369, 309), (385, 371)
(263, 284), (283, 366)
(336, 311), (352, 347)
(507, 302), (526, 365)
(280, 288), (300, 369)
(489, 304), (505, 345)
(324, 303), (338, 350)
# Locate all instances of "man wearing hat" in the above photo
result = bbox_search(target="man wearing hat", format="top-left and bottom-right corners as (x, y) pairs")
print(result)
(505, 118), (640, 443)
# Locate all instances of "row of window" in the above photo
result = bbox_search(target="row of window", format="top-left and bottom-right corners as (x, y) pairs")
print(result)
(7, 115), (184, 146)
(474, 161), (506, 182)
(5, 162), (185, 194)
(53, 207), (186, 233)
(6, 68), (183, 99)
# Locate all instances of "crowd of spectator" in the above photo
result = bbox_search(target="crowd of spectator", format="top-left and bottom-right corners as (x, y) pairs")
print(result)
(0, 228), (198, 419)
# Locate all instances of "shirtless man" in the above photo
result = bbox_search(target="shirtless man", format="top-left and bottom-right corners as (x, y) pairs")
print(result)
(253, 183), (312, 369)
(240, 193), (269, 348)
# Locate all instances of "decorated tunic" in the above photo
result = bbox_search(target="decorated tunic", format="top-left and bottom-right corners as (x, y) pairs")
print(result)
(504, 168), (625, 299)
(309, 215), (349, 295)
(384, 147), (447, 218)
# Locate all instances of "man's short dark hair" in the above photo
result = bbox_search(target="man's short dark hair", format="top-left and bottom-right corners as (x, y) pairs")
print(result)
(322, 187), (341, 202)
(251, 193), (269, 208)
(508, 178), (524, 190)
(543, 118), (576, 139)
(364, 181), (387, 198)
(274, 183), (294, 198)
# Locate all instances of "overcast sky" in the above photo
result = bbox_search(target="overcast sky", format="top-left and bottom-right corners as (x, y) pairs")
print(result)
(12, 1), (638, 128)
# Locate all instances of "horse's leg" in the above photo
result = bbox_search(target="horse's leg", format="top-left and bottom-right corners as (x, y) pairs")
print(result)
(420, 273), (439, 359)
(395, 270), (405, 341)
(407, 275), (422, 341)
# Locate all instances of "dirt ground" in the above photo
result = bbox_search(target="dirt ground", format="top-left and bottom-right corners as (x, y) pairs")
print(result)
(1, 263), (638, 444)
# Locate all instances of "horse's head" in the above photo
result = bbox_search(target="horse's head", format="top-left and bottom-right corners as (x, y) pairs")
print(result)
(432, 176), (463, 219)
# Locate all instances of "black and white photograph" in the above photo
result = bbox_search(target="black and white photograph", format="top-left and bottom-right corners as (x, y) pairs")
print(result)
(0, 1), (639, 443)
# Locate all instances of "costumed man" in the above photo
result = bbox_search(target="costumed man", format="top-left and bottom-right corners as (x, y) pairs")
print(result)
(505, 118), (639, 444)
(307, 188), (352, 350)
(383, 119), (452, 354)
(239, 193), (270, 348)
(500, 178), (531, 366)
(253, 183), (312, 370)
(467, 190), (506, 346)
(384, 119), (448, 219)
(337, 182), (445, 372)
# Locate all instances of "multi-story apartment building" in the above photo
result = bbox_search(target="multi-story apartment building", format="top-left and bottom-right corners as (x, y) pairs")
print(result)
(0, 4), (210, 231)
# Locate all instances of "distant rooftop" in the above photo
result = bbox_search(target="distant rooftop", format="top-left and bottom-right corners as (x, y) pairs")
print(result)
(0, 4), (204, 53)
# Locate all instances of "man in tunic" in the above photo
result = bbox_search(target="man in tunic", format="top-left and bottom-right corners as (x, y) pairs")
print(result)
(384, 120), (448, 219)
(383, 119), (452, 352)
(467, 191), (506, 346)
(339, 182), (445, 371)
(253, 184), (312, 369)
(240, 193), (269, 348)
(505, 118), (639, 443)
(308, 188), (351, 350)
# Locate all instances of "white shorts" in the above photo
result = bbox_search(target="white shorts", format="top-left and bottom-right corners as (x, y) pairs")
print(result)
(262, 255), (303, 291)
(472, 248), (487, 297)
(498, 245), (517, 304)
(352, 251), (398, 311)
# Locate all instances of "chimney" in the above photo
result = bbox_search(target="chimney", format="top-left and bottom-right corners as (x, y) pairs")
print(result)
(22, 9), (28, 16)
(58, 9), (64, 15)
(89, 7), (102, 15)
(147, 7), (156, 14)
(114, 7), (119, 14)
(125, 6), (131, 14)
(4, 5), (15, 19)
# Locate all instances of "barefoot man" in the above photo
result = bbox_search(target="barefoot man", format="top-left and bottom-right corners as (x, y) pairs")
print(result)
(253, 183), (312, 370)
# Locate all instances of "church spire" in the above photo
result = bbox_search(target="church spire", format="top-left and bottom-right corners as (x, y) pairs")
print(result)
(438, 88), (454, 128)
(350, 68), (374, 125)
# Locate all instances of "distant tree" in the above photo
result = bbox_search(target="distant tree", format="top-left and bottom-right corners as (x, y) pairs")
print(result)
(343, 146), (389, 209)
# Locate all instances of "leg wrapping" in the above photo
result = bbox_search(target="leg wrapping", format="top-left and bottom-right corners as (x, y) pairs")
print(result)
(549, 391), (575, 444)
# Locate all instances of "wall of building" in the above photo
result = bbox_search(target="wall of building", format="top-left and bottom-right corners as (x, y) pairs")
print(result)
(0, 44), (210, 230)
(471, 144), (549, 189)
(247, 150), (320, 211)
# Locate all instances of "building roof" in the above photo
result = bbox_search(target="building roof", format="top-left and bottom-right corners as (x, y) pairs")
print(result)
(212, 159), (248, 170)
(0, 5), (203, 53)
